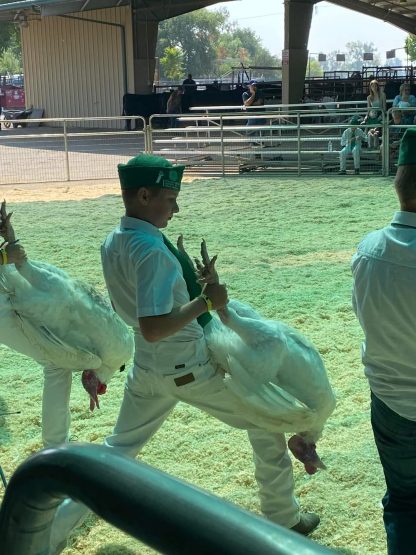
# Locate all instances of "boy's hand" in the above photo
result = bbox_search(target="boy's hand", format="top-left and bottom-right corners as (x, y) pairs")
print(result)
(203, 282), (228, 310)
(4, 243), (27, 266)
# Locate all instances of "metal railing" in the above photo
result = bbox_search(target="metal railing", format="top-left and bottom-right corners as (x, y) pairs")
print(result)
(0, 105), (412, 183)
(150, 106), (387, 177)
(0, 115), (147, 184)
(0, 443), (335, 555)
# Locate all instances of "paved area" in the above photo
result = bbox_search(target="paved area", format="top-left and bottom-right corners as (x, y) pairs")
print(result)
(0, 126), (146, 184)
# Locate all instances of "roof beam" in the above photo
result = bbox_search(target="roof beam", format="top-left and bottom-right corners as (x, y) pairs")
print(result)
(327, 0), (416, 34)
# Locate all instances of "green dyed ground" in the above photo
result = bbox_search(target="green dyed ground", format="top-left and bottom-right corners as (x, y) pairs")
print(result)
(0, 176), (397, 554)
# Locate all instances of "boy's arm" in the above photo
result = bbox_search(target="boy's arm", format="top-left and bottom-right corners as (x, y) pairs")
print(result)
(139, 282), (228, 342)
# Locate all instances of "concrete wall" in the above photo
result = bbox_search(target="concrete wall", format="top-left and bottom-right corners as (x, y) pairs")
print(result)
(22, 6), (134, 127)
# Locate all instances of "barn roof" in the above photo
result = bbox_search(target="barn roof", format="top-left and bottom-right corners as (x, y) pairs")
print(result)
(0, 0), (233, 22)
(0, 0), (415, 35)
(331, 0), (416, 34)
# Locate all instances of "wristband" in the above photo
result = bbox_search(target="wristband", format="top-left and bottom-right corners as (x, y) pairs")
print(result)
(200, 293), (213, 312)
(0, 249), (7, 265)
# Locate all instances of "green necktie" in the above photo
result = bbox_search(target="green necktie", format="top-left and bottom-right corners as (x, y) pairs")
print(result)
(162, 235), (212, 328)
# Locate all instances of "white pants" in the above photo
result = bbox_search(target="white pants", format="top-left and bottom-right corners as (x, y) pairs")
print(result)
(339, 145), (361, 170)
(50, 361), (300, 550)
(0, 303), (72, 447)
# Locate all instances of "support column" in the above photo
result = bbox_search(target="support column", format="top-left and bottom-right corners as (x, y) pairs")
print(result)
(132, 13), (159, 94)
(282, 0), (315, 105)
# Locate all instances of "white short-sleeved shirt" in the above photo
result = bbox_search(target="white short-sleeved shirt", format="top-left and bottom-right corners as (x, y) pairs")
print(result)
(101, 216), (208, 374)
(352, 211), (416, 420)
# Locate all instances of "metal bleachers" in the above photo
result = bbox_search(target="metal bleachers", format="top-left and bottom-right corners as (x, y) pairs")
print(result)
(149, 104), (386, 176)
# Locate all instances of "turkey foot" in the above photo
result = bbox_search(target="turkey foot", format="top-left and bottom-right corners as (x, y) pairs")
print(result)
(288, 434), (326, 475)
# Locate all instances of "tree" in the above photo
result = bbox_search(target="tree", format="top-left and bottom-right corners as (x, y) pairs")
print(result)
(321, 42), (381, 73)
(0, 46), (22, 74)
(0, 21), (22, 72)
(345, 41), (381, 70)
(405, 35), (415, 62)
(156, 8), (280, 81)
(157, 8), (229, 78)
(307, 58), (323, 78)
(160, 46), (184, 81)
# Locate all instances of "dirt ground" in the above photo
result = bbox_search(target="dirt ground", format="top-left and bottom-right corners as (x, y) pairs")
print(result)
(0, 176), (198, 203)
(0, 179), (133, 203)
(0, 176), (392, 555)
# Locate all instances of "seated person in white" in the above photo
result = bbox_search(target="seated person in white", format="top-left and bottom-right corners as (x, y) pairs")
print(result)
(339, 116), (367, 175)
(0, 201), (133, 447)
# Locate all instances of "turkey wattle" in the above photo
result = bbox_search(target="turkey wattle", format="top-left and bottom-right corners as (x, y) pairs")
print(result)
(204, 299), (336, 474)
(0, 259), (133, 392)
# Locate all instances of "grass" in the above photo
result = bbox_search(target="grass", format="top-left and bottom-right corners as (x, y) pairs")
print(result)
(0, 175), (398, 554)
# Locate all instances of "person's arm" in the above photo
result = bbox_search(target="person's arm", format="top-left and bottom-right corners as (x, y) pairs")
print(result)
(139, 282), (228, 342)
(243, 87), (256, 107)
(392, 95), (399, 107)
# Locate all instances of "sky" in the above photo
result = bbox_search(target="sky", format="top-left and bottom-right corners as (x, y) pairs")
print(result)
(209, 0), (409, 61)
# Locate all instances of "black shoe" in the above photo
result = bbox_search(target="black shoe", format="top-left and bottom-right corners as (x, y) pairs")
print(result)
(354, 168), (360, 175)
(291, 512), (320, 536)
(338, 170), (346, 175)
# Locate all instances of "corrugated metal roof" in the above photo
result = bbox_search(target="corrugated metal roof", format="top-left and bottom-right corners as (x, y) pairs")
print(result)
(0, 0), (233, 21)
(331, 0), (416, 34)
(0, 0), (128, 20)
(2, 0), (414, 31)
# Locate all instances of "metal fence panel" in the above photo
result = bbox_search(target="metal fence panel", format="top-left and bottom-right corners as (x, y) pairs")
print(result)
(0, 116), (146, 185)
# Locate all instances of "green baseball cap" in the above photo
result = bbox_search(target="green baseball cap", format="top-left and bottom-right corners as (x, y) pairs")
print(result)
(350, 116), (360, 126)
(118, 154), (185, 190)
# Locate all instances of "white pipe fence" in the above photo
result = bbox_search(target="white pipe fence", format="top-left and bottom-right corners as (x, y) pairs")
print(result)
(0, 105), (411, 184)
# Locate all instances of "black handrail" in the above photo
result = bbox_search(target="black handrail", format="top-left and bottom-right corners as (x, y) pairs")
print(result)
(0, 444), (336, 555)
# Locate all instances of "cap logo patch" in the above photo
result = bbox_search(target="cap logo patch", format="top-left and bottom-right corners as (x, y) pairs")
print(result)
(156, 170), (164, 184)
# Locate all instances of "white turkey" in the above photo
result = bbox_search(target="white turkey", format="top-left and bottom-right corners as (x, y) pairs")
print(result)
(0, 201), (133, 427)
(188, 238), (336, 474)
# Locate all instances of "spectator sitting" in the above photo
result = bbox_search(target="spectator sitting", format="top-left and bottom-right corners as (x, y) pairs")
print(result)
(367, 79), (386, 114)
(166, 87), (183, 128)
(339, 116), (367, 175)
(363, 109), (382, 149)
(392, 83), (416, 125)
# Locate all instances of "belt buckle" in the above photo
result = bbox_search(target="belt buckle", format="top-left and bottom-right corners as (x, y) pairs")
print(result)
(174, 372), (195, 387)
